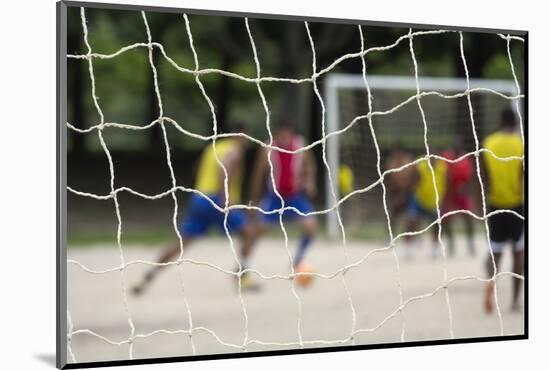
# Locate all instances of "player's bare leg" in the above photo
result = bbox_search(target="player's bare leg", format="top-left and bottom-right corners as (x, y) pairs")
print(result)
(132, 237), (194, 296)
(511, 248), (524, 312)
(389, 192), (407, 230)
(443, 218), (455, 257)
(294, 217), (318, 267)
(484, 251), (502, 314)
(238, 225), (256, 267)
(235, 224), (261, 291)
(431, 222), (442, 259)
(290, 216), (318, 288)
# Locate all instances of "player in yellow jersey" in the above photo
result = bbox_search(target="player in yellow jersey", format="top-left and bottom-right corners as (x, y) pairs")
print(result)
(403, 156), (449, 260)
(132, 127), (257, 295)
(482, 108), (524, 313)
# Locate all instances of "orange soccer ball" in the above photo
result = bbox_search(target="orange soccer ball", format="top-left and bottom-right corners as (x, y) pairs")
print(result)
(295, 262), (315, 288)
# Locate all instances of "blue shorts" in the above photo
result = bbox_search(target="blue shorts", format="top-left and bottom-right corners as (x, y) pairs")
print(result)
(261, 191), (314, 223)
(180, 194), (247, 237)
(407, 195), (437, 220)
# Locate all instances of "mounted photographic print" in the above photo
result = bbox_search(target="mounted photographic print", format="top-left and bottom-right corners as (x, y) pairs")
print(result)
(56, 1), (527, 368)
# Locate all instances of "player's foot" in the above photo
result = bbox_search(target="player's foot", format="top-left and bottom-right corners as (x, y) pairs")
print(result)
(131, 271), (155, 297)
(234, 269), (261, 292)
(132, 281), (146, 296)
(240, 272), (261, 292)
(484, 281), (494, 314)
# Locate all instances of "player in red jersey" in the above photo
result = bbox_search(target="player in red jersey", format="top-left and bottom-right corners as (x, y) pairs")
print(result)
(250, 120), (318, 273)
(441, 136), (475, 257)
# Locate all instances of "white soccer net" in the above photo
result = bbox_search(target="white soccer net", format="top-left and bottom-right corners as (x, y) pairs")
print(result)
(65, 7), (525, 364)
(325, 74), (520, 238)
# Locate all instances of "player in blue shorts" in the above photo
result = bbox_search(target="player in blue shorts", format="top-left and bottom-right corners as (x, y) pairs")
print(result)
(132, 129), (257, 295)
(250, 120), (318, 275)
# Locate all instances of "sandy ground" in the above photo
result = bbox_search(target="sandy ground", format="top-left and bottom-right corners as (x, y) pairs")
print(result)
(67, 235), (524, 364)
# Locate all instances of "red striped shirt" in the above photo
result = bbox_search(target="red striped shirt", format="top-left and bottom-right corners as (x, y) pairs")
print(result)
(271, 135), (304, 198)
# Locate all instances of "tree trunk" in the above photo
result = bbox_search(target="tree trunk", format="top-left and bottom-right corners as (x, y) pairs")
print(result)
(279, 22), (303, 125)
(454, 33), (496, 150)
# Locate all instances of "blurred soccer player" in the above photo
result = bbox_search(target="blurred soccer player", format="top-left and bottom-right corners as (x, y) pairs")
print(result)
(482, 108), (524, 313)
(403, 156), (448, 260)
(250, 120), (318, 278)
(441, 136), (475, 257)
(385, 143), (416, 227)
(132, 126), (257, 295)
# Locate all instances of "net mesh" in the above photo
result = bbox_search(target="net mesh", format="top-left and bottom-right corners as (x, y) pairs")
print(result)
(65, 7), (525, 363)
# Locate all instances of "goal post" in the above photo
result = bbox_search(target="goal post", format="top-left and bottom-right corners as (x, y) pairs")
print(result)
(324, 74), (519, 240)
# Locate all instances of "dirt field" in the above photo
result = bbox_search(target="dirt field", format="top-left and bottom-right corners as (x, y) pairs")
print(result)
(67, 234), (524, 364)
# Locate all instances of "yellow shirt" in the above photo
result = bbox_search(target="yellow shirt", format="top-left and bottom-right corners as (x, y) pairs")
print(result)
(415, 159), (447, 211)
(195, 139), (242, 204)
(483, 131), (524, 208)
